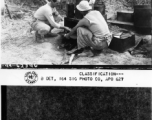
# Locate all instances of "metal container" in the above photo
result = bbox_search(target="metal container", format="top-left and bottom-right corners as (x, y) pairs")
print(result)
(66, 3), (75, 18)
(109, 31), (135, 53)
(117, 10), (134, 22)
(134, 5), (152, 35)
(75, 0), (83, 19)
(64, 17), (79, 28)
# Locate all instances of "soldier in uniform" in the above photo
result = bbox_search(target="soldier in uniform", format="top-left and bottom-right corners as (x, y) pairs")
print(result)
(65, 1), (112, 56)
(32, 0), (71, 43)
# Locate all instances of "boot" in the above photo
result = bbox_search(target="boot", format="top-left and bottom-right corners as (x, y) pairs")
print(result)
(35, 31), (45, 43)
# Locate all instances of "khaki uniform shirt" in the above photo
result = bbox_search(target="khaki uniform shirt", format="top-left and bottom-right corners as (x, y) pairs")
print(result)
(34, 3), (60, 28)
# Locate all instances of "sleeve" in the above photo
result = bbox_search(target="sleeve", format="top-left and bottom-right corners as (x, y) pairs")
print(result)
(84, 15), (94, 24)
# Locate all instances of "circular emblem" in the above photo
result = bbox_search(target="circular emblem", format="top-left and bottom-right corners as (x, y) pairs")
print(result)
(25, 71), (38, 84)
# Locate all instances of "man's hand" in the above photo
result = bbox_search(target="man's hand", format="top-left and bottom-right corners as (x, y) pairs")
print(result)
(65, 33), (70, 39)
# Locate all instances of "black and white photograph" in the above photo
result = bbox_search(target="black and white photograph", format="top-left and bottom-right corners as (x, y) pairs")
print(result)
(0, 0), (152, 119)
(1, 0), (152, 65)
(1, 86), (152, 120)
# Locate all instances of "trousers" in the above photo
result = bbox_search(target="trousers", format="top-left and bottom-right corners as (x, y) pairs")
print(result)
(77, 27), (112, 50)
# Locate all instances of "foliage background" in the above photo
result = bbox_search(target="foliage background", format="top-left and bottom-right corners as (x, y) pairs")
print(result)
(5, 0), (151, 6)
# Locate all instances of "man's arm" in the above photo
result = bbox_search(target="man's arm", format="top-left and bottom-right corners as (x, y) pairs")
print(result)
(45, 12), (61, 28)
(65, 18), (90, 38)
(52, 7), (63, 22)
(45, 12), (71, 31)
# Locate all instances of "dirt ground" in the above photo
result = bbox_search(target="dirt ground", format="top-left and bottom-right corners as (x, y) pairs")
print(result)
(1, 9), (152, 65)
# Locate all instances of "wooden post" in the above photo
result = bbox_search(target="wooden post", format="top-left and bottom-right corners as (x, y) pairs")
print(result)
(5, 2), (12, 19)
